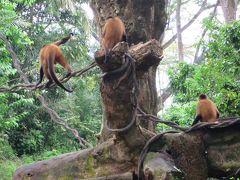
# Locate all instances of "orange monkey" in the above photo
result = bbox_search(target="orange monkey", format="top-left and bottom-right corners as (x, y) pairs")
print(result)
(36, 33), (73, 92)
(192, 94), (220, 125)
(101, 16), (127, 63)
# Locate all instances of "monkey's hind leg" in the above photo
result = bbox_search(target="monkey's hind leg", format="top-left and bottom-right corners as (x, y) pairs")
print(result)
(192, 115), (201, 126)
(35, 66), (44, 87)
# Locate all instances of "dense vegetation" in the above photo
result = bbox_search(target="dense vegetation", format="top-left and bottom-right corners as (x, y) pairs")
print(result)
(162, 20), (240, 127)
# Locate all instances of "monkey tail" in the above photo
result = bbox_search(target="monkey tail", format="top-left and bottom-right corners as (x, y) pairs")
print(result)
(53, 33), (73, 46)
(48, 52), (73, 92)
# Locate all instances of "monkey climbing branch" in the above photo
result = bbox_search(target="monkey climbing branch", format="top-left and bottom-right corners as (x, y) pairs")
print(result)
(0, 61), (97, 92)
(0, 33), (92, 147)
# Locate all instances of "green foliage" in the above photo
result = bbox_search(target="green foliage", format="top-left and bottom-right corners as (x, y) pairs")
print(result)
(0, 135), (16, 160)
(159, 101), (196, 129)
(168, 62), (195, 102)
(63, 76), (102, 144)
(0, 0), (101, 162)
(0, 0), (17, 29)
(0, 0), (34, 135)
(0, 147), (71, 180)
(165, 20), (240, 126)
(0, 159), (20, 180)
(0, 135), (19, 179)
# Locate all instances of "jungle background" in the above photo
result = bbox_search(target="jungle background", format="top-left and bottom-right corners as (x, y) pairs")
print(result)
(0, 0), (239, 179)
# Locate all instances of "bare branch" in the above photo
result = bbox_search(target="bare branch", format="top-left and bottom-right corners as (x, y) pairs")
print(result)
(91, 30), (100, 42)
(157, 86), (171, 112)
(162, 0), (218, 49)
(37, 95), (92, 148)
(137, 107), (187, 131)
(176, 0), (184, 60)
(194, 1), (219, 63)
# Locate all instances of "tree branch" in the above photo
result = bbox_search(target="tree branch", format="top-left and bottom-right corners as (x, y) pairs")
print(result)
(176, 0), (184, 60)
(162, 0), (217, 49)
(194, 1), (219, 63)
(37, 95), (92, 148)
(156, 86), (172, 112)
(137, 107), (187, 131)
(0, 61), (97, 92)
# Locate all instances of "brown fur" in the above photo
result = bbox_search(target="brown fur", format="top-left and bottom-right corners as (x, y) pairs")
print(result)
(36, 34), (73, 92)
(192, 94), (220, 125)
(101, 16), (126, 63)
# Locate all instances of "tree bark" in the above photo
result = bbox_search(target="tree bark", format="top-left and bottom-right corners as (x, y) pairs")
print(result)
(220, 0), (237, 22)
(140, 118), (240, 179)
(95, 40), (163, 143)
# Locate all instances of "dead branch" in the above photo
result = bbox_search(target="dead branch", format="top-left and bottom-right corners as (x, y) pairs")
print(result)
(185, 117), (240, 132)
(156, 86), (171, 112)
(37, 95), (92, 148)
(137, 107), (187, 131)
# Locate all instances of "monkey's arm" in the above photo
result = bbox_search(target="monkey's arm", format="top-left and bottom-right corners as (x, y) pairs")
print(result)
(192, 115), (201, 126)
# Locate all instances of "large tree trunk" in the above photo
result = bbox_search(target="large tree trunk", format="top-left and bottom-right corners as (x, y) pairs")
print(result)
(95, 40), (163, 143)
(220, 0), (237, 22)
(90, 0), (167, 140)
